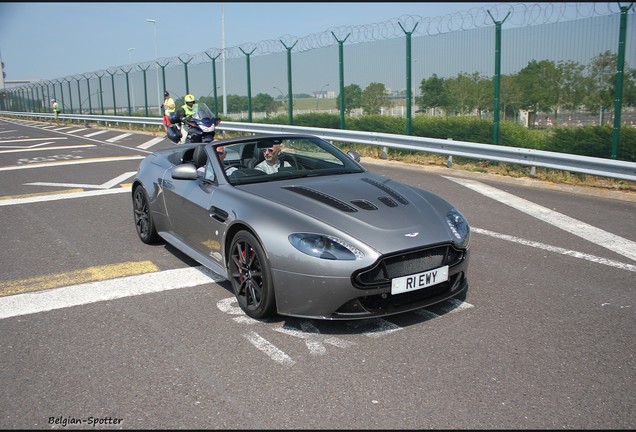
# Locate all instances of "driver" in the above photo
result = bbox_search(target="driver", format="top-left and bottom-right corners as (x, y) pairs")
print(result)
(173, 94), (197, 143)
(255, 142), (291, 174)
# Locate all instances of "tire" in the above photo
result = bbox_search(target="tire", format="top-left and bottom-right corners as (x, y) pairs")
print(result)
(133, 185), (161, 244)
(229, 231), (276, 319)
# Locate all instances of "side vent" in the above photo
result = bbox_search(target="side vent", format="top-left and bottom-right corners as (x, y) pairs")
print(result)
(360, 178), (409, 205)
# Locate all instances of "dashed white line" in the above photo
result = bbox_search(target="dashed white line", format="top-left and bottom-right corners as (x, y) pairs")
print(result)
(137, 137), (165, 149)
(84, 130), (109, 137)
(107, 133), (132, 142)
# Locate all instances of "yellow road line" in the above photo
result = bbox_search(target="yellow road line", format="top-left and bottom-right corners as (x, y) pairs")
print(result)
(0, 261), (159, 297)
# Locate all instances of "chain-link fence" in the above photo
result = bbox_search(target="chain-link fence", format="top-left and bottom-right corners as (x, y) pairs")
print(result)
(2, 2), (634, 130)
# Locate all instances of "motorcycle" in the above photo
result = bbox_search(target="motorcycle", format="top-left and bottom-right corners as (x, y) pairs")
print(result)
(167, 102), (221, 144)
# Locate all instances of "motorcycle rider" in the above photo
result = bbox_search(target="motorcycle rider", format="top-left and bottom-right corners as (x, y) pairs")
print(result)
(172, 94), (197, 144)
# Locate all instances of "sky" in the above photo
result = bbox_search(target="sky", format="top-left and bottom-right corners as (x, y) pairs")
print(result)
(0, 2), (498, 81)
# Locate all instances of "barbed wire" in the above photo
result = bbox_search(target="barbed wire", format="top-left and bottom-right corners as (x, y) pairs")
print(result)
(59, 2), (630, 81)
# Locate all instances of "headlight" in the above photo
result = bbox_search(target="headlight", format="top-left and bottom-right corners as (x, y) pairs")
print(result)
(446, 208), (470, 248)
(289, 233), (364, 260)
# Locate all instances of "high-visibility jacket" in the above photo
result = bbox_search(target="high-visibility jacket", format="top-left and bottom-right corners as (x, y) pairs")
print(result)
(183, 103), (196, 117)
(163, 97), (175, 115)
(52, 102), (59, 112)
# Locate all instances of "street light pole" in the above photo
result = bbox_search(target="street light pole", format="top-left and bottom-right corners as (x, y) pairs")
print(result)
(273, 86), (286, 112)
(316, 83), (329, 110)
(146, 19), (160, 115)
(128, 47), (136, 109)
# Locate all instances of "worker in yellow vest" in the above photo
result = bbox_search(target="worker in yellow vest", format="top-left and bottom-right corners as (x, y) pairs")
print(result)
(161, 91), (175, 133)
(52, 99), (60, 125)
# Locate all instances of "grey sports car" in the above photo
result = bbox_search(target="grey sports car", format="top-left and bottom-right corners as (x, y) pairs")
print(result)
(132, 134), (470, 320)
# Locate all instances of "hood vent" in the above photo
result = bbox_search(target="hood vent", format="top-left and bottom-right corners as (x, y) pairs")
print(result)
(360, 178), (409, 205)
(351, 199), (378, 210)
(282, 186), (358, 213)
(378, 196), (398, 207)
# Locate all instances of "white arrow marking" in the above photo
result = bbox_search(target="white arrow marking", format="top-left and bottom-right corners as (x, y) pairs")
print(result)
(25, 171), (137, 189)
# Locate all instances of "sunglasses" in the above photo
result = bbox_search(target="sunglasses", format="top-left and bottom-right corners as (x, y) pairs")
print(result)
(262, 148), (276, 154)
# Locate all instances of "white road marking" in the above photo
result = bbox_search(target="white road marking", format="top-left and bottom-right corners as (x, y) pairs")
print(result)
(0, 187), (131, 207)
(84, 130), (109, 137)
(107, 133), (132, 142)
(66, 128), (89, 133)
(472, 227), (636, 272)
(346, 318), (404, 338)
(0, 265), (224, 320)
(445, 176), (636, 262)
(0, 145), (95, 153)
(0, 137), (67, 144)
(274, 321), (355, 354)
(52, 127), (72, 131)
(137, 137), (165, 149)
(0, 129), (18, 134)
(25, 171), (137, 190)
(244, 331), (296, 366)
(413, 309), (441, 320)
(0, 155), (144, 171)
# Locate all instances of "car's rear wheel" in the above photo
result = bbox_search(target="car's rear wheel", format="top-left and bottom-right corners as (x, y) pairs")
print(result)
(133, 185), (160, 244)
(229, 231), (276, 319)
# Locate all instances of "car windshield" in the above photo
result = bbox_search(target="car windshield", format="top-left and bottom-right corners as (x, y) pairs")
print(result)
(216, 136), (365, 185)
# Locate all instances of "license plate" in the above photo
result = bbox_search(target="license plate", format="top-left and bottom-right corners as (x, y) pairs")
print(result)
(391, 265), (449, 295)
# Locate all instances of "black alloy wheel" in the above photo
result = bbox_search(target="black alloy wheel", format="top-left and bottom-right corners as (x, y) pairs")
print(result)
(133, 186), (160, 244)
(229, 231), (276, 319)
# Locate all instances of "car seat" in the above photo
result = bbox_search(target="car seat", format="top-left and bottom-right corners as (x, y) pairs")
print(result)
(247, 147), (265, 169)
(193, 145), (208, 170)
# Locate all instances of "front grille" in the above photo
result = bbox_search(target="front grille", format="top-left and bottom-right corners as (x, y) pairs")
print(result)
(353, 244), (464, 288)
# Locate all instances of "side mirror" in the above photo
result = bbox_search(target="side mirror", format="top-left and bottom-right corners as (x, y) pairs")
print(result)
(347, 150), (361, 162)
(172, 163), (198, 180)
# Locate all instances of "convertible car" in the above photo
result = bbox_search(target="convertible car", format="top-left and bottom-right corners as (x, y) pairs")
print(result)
(132, 134), (470, 320)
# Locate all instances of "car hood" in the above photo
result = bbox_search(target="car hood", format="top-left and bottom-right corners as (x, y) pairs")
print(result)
(241, 173), (455, 253)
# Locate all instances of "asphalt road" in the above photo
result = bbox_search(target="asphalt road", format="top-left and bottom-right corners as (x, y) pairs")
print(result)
(0, 118), (634, 429)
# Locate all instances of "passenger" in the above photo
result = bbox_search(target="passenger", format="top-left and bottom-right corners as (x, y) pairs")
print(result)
(216, 146), (238, 175)
(196, 146), (237, 178)
(255, 143), (291, 174)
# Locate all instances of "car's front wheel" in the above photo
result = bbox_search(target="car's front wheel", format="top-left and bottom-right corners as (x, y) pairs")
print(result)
(229, 231), (276, 319)
(133, 185), (160, 244)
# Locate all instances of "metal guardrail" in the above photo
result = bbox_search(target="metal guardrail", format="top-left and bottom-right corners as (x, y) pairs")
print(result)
(2, 111), (636, 182)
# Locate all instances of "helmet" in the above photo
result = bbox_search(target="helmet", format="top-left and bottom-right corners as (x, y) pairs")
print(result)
(51, 99), (56, 102)
(166, 125), (182, 144)
(184, 94), (195, 103)
(164, 91), (169, 97)
(168, 111), (179, 124)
